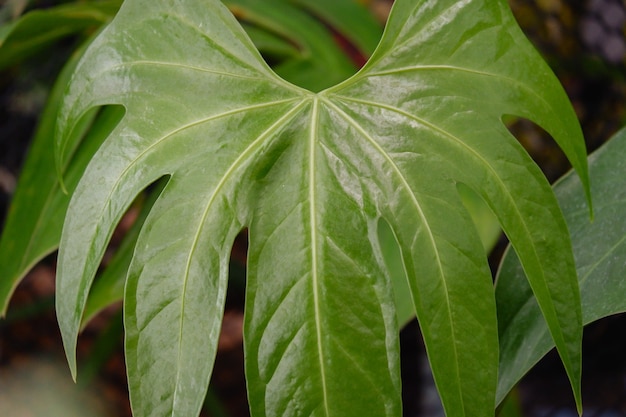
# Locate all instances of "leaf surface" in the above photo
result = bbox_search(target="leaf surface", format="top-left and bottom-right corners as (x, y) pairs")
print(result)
(81, 179), (167, 328)
(55, 0), (588, 416)
(0, 0), (372, 316)
(496, 126), (626, 404)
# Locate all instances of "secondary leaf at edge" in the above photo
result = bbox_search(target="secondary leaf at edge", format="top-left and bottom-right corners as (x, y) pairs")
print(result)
(0, 32), (119, 315)
(496, 126), (626, 404)
(0, 0), (121, 70)
(54, 0), (588, 416)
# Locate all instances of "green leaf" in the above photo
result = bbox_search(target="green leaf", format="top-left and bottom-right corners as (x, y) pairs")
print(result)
(0, 1), (120, 70)
(290, 0), (382, 57)
(225, 0), (357, 91)
(389, 187), (501, 329)
(496, 126), (626, 405)
(379, 219), (414, 328)
(0, 0), (355, 315)
(239, 22), (300, 61)
(81, 179), (167, 328)
(54, 0), (588, 416)
(457, 184), (501, 253)
(0, 33), (121, 315)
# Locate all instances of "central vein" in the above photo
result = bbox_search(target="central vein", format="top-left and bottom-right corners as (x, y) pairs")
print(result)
(309, 97), (330, 415)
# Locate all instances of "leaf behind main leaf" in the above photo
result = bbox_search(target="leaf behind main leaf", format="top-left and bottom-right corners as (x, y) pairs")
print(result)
(224, 0), (358, 91)
(0, 0), (121, 70)
(496, 126), (626, 404)
(0, 39), (121, 315)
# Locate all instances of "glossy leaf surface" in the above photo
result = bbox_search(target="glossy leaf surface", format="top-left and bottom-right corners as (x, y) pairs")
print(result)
(81, 179), (167, 328)
(1, 0), (389, 329)
(496, 126), (626, 404)
(55, 0), (588, 416)
(0, 0), (372, 316)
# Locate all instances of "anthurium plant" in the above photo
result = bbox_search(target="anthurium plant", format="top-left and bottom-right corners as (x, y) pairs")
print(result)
(1, 0), (597, 416)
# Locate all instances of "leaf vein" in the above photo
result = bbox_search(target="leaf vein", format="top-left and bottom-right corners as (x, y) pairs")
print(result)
(358, 65), (556, 117)
(308, 97), (330, 416)
(319, 96), (464, 404)
(171, 99), (309, 406)
(333, 94), (570, 368)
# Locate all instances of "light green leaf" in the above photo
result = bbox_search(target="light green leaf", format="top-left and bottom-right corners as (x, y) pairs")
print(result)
(0, 21), (17, 43)
(496, 126), (626, 404)
(0, 0), (360, 317)
(389, 187), (501, 329)
(55, 0), (588, 416)
(457, 184), (501, 253)
(379, 219), (414, 328)
(81, 179), (167, 328)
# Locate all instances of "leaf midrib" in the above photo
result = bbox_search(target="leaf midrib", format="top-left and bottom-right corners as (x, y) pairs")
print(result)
(318, 96), (464, 411)
(309, 96), (330, 416)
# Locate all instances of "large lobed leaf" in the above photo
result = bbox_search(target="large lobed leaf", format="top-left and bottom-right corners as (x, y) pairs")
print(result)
(54, 0), (589, 416)
(0, 0), (498, 327)
(0, 0), (375, 318)
(496, 126), (626, 404)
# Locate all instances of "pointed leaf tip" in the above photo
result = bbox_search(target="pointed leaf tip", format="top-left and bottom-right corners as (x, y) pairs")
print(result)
(52, 0), (587, 415)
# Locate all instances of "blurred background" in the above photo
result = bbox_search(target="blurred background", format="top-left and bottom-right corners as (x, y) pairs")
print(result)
(1, 0), (625, 416)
